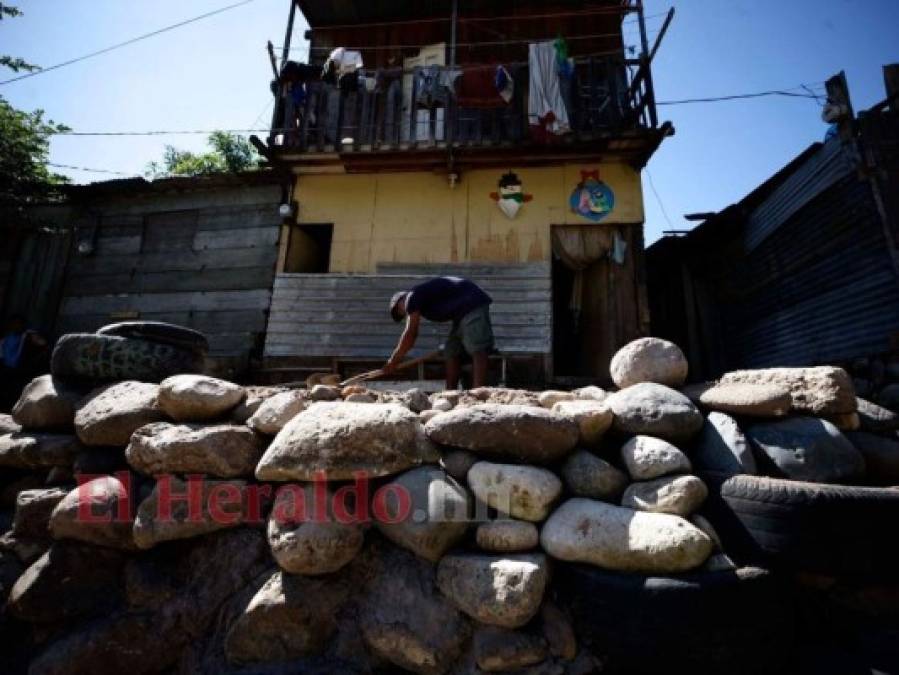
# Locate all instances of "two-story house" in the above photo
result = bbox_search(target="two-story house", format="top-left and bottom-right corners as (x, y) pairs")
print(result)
(258, 0), (673, 385)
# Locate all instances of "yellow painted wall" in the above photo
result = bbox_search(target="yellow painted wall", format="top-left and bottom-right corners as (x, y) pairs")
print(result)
(294, 163), (644, 273)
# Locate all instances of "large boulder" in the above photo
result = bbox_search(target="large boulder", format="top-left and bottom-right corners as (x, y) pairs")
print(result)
(230, 385), (288, 424)
(551, 400), (614, 446)
(856, 397), (899, 433)
(51, 332), (204, 384)
(0, 432), (83, 469)
(607, 383), (704, 442)
(436, 553), (548, 628)
(360, 542), (471, 675)
(692, 411), (757, 479)
(49, 475), (136, 549)
(745, 417), (866, 483)
(538, 390), (574, 409)
(0, 413), (21, 434)
(620, 435), (691, 480)
(621, 475), (708, 517)
(11, 375), (82, 430)
(610, 337), (688, 389)
(375, 466), (469, 562)
(267, 485), (364, 575)
(74, 381), (165, 446)
(467, 461), (562, 522)
(133, 477), (249, 549)
(424, 404), (578, 464)
(224, 568), (355, 664)
(12, 487), (68, 539)
(475, 520), (539, 553)
(845, 431), (899, 486)
(560, 450), (628, 502)
(247, 390), (307, 435)
(719, 367), (856, 415)
(256, 402), (431, 481)
(157, 374), (245, 422)
(696, 382), (792, 418)
(126, 422), (264, 478)
(879, 383), (899, 412)
(540, 498), (713, 573)
(8, 542), (126, 623)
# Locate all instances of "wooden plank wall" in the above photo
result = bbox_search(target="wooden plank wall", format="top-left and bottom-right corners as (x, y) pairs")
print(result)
(56, 184), (282, 375)
(264, 262), (551, 360)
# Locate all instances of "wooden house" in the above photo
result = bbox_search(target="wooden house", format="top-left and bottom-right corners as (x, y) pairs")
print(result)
(259, 0), (673, 384)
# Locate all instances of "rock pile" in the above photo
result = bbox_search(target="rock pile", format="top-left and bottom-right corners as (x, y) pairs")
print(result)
(1, 328), (896, 674)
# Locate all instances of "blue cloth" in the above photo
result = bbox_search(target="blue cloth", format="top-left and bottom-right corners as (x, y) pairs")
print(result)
(406, 277), (492, 323)
(2, 333), (25, 368)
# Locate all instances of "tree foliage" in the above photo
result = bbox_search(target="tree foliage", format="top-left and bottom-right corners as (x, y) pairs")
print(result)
(0, 4), (68, 211)
(145, 131), (260, 178)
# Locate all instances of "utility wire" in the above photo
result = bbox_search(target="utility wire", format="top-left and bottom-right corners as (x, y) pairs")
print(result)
(646, 168), (675, 230)
(658, 89), (824, 105)
(0, 0), (257, 86)
(48, 162), (136, 176)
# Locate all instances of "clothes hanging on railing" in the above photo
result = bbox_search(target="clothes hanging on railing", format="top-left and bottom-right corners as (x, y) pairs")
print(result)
(322, 47), (363, 88)
(528, 40), (571, 141)
(456, 65), (512, 108)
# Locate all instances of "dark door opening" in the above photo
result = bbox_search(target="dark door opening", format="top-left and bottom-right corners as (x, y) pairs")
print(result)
(284, 223), (333, 273)
(552, 254), (580, 376)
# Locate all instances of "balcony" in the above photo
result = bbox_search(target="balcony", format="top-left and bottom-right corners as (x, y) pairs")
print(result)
(265, 1), (672, 170)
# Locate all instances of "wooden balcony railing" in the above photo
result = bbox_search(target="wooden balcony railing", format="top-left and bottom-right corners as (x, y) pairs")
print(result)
(269, 55), (656, 155)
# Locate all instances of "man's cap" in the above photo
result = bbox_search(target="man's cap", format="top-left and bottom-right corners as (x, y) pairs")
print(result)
(389, 291), (410, 322)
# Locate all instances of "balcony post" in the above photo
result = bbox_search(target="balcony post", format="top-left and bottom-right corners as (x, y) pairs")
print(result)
(636, 0), (658, 128)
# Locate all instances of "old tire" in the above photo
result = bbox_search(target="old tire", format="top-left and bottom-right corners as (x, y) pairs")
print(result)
(51, 334), (205, 384)
(720, 475), (899, 578)
(97, 322), (209, 355)
(555, 563), (795, 674)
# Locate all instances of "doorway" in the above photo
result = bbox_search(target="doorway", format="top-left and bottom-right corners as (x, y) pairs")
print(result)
(284, 224), (333, 273)
(552, 254), (580, 376)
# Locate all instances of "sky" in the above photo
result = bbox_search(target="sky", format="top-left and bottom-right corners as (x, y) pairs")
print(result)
(2, 0), (898, 244)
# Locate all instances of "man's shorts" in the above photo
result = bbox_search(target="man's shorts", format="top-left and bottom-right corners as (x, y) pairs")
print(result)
(444, 304), (495, 359)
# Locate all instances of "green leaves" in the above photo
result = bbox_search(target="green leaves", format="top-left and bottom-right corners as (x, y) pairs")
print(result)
(145, 132), (259, 178)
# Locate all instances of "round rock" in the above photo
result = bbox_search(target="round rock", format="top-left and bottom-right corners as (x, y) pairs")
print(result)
(309, 384), (340, 401)
(621, 474), (708, 517)
(375, 466), (470, 562)
(425, 404), (578, 465)
(607, 383), (704, 442)
(856, 397), (899, 433)
(436, 553), (548, 628)
(540, 498), (713, 573)
(551, 400), (613, 446)
(247, 390), (307, 435)
(620, 435), (691, 481)
(467, 461), (562, 522)
(610, 337), (688, 389)
(126, 422), (265, 478)
(692, 411), (757, 479)
(256, 402), (429, 481)
(12, 375), (82, 431)
(697, 382), (792, 418)
(475, 520), (539, 552)
(572, 385), (608, 402)
(49, 476), (136, 550)
(74, 381), (165, 447)
(158, 374), (245, 422)
(560, 450), (628, 502)
(538, 390), (575, 409)
(267, 487), (364, 575)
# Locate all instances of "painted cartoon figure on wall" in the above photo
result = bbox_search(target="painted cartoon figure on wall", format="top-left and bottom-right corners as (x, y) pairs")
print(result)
(570, 169), (615, 222)
(490, 171), (533, 219)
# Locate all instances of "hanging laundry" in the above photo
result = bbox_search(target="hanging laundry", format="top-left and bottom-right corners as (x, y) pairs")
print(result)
(322, 47), (363, 87)
(495, 66), (514, 103)
(456, 65), (508, 108)
(528, 41), (571, 141)
(553, 37), (575, 79)
(415, 65), (449, 108)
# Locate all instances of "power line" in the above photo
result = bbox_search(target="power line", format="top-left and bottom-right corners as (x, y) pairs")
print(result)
(53, 128), (267, 137)
(645, 168), (675, 230)
(0, 0), (258, 86)
(48, 162), (136, 176)
(658, 88), (824, 106)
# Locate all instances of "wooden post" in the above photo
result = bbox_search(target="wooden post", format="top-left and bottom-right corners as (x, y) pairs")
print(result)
(825, 71), (855, 145)
(885, 64), (899, 111)
(280, 0), (297, 68)
(636, 0), (658, 128)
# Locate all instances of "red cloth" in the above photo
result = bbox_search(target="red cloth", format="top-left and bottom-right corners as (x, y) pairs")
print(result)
(456, 66), (506, 108)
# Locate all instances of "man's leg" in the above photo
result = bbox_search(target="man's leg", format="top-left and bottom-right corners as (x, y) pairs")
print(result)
(471, 351), (488, 388)
(445, 356), (462, 390)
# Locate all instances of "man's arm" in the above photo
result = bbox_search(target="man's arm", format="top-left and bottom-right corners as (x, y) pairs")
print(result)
(385, 312), (420, 372)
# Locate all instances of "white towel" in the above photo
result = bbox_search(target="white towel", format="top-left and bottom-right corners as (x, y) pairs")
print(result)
(528, 41), (570, 135)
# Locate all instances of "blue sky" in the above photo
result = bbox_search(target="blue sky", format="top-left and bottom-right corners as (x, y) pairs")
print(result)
(2, 0), (897, 243)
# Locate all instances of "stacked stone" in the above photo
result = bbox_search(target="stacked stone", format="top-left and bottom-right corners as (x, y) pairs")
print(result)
(2, 327), (896, 674)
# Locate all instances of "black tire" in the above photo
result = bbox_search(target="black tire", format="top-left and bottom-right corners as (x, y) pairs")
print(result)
(51, 334), (205, 384)
(720, 475), (899, 578)
(96, 321), (209, 355)
(554, 563), (795, 675)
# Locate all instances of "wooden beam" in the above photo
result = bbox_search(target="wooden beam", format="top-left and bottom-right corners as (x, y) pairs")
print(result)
(885, 64), (899, 112)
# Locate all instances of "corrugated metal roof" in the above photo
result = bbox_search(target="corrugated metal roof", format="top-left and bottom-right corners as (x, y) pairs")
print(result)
(744, 137), (854, 253)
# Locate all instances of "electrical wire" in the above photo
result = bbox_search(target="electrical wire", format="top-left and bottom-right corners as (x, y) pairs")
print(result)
(657, 88), (825, 106)
(48, 162), (136, 176)
(646, 168), (674, 230)
(0, 0), (258, 86)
